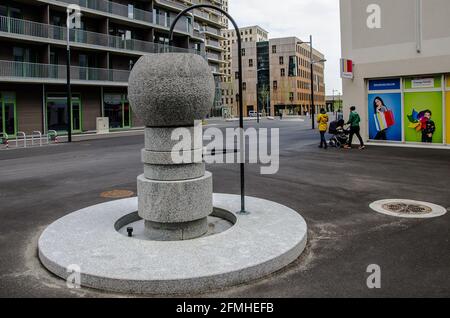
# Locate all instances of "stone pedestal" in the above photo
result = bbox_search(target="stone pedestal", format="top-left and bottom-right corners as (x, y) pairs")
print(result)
(138, 126), (213, 240)
(128, 53), (216, 241)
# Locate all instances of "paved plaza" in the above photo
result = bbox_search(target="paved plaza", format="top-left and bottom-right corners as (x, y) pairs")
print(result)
(0, 119), (449, 297)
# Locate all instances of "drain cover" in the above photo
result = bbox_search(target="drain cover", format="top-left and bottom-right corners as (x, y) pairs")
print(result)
(100, 190), (135, 199)
(370, 199), (447, 218)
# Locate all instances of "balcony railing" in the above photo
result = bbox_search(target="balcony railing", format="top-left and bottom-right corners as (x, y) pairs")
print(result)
(56, 0), (153, 23)
(0, 60), (130, 83)
(207, 51), (222, 61)
(156, 0), (225, 26)
(0, 16), (203, 56)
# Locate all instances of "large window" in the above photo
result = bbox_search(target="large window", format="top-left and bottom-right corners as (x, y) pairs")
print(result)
(103, 94), (131, 129)
(46, 95), (82, 133)
(0, 92), (17, 136)
(289, 56), (297, 77)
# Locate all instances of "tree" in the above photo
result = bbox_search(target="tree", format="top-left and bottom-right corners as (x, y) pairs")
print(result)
(258, 84), (270, 116)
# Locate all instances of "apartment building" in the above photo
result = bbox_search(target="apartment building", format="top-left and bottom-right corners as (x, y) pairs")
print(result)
(341, 0), (450, 146)
(0, 0), (227, 137)
(220, 25), (269, 116)
(232, 36), (326, 117)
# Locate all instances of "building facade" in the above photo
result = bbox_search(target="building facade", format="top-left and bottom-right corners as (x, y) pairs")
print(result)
(0, 0), (228, 137)
(220, 25), (269, 116)
(340, 0), (450, 146)
(232, 36), (326, 117)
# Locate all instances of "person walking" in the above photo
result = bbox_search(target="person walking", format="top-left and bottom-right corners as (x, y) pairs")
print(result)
(317, 108), (329, 149)
(344, 106), (365, 150)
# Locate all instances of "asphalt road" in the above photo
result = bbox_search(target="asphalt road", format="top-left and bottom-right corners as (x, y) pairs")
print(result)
(0, 119), (449, 298)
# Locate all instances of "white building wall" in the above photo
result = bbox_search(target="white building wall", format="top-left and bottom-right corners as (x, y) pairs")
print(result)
(340, 0), (450, 146)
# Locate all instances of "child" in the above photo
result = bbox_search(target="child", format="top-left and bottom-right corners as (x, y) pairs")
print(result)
(421, 110), (436, 143)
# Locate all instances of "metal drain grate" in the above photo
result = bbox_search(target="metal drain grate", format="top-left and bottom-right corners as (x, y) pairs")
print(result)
(100, 190), (135, 199)
(370, 199), (447, 219)
(381, 203), (433, 215)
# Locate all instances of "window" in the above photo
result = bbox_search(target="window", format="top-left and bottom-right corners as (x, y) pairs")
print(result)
(273, 81), (278, 90)
(288, 56), (297, 77)
(243, 82), (247, 90)
(235, 72), (239, 79)
(281, 68), (285, 77)
(241, 48), (246, 56)
(249, 59), (253, 67)
(289, 92), (294, 101)
(279, 56), (284, 65)
(272, 45), (276, 53)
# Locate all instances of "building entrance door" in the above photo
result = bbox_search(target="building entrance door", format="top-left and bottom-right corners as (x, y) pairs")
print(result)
(0, 92), (17, 137)
(46, 95), (82, 133)
(103, 94), (131, 129)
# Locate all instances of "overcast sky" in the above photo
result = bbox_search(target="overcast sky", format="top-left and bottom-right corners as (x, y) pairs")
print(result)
(229, 0), (342, 96)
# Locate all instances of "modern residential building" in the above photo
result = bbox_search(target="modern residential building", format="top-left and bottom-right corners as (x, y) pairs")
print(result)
(232, 36), (326, 117)
(0, 0), (228, 137)
(220, 25), (269, 116)
(340, 0), (450, 146)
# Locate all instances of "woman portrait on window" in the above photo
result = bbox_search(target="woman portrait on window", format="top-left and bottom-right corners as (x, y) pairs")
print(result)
(373, 96), (388, 140)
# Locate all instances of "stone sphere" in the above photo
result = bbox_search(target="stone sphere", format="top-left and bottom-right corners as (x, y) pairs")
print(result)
(128, 53), (215, 127)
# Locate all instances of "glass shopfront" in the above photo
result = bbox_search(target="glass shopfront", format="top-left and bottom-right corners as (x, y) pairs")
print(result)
(368, 75), (449, 145)
(0, 92), (17, 136)
(103, 94), (131, 129)
(46, 94), (82, 133)
(446, 76), (450, 144)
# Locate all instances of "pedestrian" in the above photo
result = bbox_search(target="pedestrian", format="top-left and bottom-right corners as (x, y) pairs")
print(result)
(317, 108), (329, 149)
(344, 106), (365, 150)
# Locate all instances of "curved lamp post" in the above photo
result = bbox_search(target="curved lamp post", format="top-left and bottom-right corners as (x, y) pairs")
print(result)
(169, 5), (247, 214)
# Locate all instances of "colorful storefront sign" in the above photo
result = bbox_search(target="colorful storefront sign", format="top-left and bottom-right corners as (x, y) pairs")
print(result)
(446, 92), (450, 144)
(340, 58), (354, 79)
(404, 92), (443, 144)
(369, 78), (401, 91)
(368, 75), (450, 145)
(446, 76), (450, 143)
(404, 76), (442, 89)
(368, 93), (402, 141)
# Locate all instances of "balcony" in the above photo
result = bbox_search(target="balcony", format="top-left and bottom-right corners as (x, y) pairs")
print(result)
(55, 0), (153, 23)
(0, 16), (203, 56)
(0, 60), (130, 85)
(155, 0), (225, 27)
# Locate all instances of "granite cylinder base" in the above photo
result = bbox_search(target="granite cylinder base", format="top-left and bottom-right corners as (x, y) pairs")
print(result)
(137, 172), (213, 224)
(144, 218), (208, 241)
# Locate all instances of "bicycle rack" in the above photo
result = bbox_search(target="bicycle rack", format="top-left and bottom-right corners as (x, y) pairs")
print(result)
(32, 131), (43, 147)
(16, 131), (27, 148)
(0, 133), (9, 149)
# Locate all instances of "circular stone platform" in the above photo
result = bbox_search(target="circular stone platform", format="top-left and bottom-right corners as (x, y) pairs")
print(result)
(369, 199), (448, 219)
(38, 194), (307, 294)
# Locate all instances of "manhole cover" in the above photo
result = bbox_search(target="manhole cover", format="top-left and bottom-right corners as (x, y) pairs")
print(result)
(381, 203), (432, 215)
(100, 190), (135, 199)
(370, 199), (447, 219)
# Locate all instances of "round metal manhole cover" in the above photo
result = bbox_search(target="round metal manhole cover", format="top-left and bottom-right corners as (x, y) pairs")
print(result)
(100, 190), (135, 199)
(370, 199), (447, 219)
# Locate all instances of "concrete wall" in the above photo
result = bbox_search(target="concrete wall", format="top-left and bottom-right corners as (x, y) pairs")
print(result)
(340, 0), (450, 144)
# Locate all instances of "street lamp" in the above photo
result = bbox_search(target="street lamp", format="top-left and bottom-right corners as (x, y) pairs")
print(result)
(169, 4), (248, 215)
(66, 6), (81, 143)
(297, 35), (326, 129)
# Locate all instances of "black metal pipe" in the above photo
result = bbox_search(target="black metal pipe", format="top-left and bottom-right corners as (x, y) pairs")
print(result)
(169, 5), (247, 214)
(66, 46), (72, 143)
(309, 35), (315, 130)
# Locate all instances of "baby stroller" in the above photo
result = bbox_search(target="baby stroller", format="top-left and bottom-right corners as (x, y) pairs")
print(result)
(328, 119), (349, 148)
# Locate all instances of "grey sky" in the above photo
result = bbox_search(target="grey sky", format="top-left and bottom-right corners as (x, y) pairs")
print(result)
(229, 0), (342, 96)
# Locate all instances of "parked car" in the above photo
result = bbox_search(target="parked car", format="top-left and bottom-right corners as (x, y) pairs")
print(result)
(249, 111), (262, 117)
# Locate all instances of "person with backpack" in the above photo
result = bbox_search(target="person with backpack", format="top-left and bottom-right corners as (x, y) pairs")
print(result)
(317, 108), (329, 149)
(344, 106), (365, 150)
